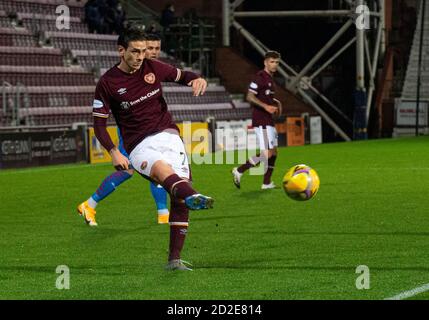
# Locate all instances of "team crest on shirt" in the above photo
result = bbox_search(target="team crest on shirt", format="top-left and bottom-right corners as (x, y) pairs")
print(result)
(120, 101), (131, 110)
(144, 73), (156, 84)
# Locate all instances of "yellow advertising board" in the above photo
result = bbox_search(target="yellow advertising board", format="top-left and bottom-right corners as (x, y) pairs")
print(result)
(177, 122), (209, 155)
(88, 122), (209, 164)
(88, 126), (119, 164)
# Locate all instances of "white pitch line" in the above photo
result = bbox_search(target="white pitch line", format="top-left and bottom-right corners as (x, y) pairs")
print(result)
(385, 283), (429, 300)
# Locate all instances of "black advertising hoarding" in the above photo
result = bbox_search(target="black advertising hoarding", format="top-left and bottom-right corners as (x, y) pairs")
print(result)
(0, 129), (86, 169)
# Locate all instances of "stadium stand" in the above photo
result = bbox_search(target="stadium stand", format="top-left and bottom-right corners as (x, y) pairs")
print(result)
(18, 13), (88, 33)
(0, 10), (10, 28)
(0, 0), (85, 18)
(0, 46), (64, 66)
(0, 27), (37, 46)
(401, 1), (429, 101)
(0, 0), (250, 128)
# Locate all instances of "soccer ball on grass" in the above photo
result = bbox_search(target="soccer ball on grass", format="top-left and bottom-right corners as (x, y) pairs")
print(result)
(282, 164), (320, 201)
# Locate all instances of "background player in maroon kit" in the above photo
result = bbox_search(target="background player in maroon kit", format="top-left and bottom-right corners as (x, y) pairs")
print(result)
(232, 51), (282, 189)
(92, 27), (213, 271)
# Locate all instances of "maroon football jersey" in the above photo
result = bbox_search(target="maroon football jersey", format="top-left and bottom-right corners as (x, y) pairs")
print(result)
(93, 59), (198, 154)
(248, 70), (276, 127)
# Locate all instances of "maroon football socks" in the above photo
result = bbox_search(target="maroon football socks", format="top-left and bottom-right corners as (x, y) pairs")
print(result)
(263, 155), (277, 185)
(168, 199), (189, 261)
(162, 174), (197, 200)
(237, 153), (261, 173)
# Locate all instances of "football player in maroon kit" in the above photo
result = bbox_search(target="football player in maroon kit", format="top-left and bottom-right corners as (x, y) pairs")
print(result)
(91, 27), (213, 271)
(232, 51), (282, 190)
(78, 34), (170, 226)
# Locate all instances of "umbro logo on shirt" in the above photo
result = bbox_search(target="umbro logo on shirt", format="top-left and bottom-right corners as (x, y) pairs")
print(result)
(117, 88), (127, 95)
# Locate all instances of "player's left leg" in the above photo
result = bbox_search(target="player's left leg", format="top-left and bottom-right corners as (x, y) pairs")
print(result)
(261, 126), (278, 189)
(149, 181), (170, 224)
(165, 198), (193, 271)
(261, 148), (277, 189)
(129, 131), (213, 270)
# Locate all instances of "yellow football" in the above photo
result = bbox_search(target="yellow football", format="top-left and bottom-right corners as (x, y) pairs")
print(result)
(283, 164), (320, 201)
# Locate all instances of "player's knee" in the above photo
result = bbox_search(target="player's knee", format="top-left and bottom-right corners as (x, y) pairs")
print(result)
(151, 160), (174, 183)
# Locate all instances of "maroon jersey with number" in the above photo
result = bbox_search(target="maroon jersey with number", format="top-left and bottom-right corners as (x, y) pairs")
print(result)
(93, 59), (198, 154)
(248, 70), (276, 127)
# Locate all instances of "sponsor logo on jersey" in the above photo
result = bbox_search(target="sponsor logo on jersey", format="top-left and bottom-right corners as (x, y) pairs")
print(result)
(117, 88), (127, 95)
(144, 73), (156, 84)
(120, 101), (131, 110)
(93, 99), (103, 108)
(129, 88), (160, 106)
(250, 82), (258, 89)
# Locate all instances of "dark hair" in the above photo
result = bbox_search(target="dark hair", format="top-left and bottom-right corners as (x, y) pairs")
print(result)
(117, 26), (147, 48)
(146, 33), (161, 41)
(264, 51), (281, 60)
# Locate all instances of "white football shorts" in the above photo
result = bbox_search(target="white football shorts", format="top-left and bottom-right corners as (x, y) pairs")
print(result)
(129, 131), (190, 179)
(254, 125), (278, 150)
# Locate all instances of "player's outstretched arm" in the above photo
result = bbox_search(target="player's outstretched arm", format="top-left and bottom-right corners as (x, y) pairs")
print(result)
(188, 78), (207, 96)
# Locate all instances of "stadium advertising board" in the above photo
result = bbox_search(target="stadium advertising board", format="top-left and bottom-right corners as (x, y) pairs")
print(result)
(0, 129), (86, 169)
(215, 120), (257, 151)
(286, 117), (305, 146)
(88, 126), (119, 164)
(310, 116), (323, 144)
(395, 99), (429, 127)
(176, 122), (209, 155)
(88, 123), (209, 164)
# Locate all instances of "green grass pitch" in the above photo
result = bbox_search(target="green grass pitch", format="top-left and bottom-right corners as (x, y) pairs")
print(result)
(1, 136), (428, 300)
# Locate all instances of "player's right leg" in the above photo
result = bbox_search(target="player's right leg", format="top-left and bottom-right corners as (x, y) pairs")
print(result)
(150, 160), (214, 210)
